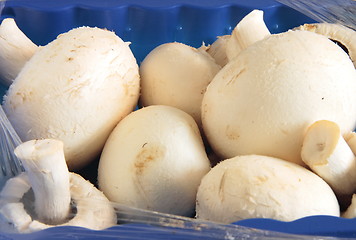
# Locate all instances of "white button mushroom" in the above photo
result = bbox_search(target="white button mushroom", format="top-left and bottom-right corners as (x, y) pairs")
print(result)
(139, 42), (221, 128)
(0, 18), (37, 86)
(202, 30), (356, 165)
(0, 139), (116, 233)
(196, 155), (340, 224)
(98, 105), (211, 217)
(3, 26), (140, 170)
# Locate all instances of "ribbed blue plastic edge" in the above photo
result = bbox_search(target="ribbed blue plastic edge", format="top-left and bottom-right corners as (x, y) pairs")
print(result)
(1, 0), (314, 63)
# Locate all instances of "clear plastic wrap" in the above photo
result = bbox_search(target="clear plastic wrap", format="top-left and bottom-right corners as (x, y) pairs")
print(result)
(0, 0), (355, 239)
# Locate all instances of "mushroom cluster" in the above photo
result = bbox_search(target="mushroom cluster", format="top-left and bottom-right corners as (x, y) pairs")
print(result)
(0, 8), (355, 232)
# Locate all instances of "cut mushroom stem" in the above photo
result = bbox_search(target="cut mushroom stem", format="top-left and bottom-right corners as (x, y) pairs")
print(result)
(225, 9), (271, 61)
(301, 120), (356, 196)
(0, 18), (37, 86)
(13, 139), (71, 225)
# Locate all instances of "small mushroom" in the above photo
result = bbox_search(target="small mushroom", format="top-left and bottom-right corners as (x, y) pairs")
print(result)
(98, 105), (211, 217)
(0, 139), (116, 233)
(195, 155), (340, 224)
(301, 120), (356, 196)
(0, 18), (37, 86)
(225, 9), (271, 61)
(139, 42), (221, 128)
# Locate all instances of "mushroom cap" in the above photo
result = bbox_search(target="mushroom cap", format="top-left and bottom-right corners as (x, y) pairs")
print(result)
(202, 30), (356, 165)
(3, 26), (140, 170)
(98, 105), (211, 217)
(139, 42), (221, 127)
(196, 155), (340, 224)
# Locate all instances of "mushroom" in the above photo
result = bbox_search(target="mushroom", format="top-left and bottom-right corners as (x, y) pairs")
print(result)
(98, 105), (211, 217)
(295, 23), (356, 68)
(195, 155), (340, 224)
(205, 35), (230, 67)
(3, 26), (140, 170)
(0, 139), (116, 233)
(301, 120), (356, 196)
(201, 30), (356, 166)
(225, 9), (271, 61)
(0, 18), (37, 86)
(139, 42), (221, 129)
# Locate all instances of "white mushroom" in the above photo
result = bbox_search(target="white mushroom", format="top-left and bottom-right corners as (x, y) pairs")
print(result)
(225, 9), (271, 61)
(0, 18), (37, 86)
(202, 30), (356, 165)
(301, 120), (356, 196)
(98, 105), (211, 217)
(139, 42), (221, 128)
(3, 26), (140, 170)
(0, 139), (116, 233)
(205, 35), (230, 67)
(196, 155), (340, 224)
(295, 23), (356, 68)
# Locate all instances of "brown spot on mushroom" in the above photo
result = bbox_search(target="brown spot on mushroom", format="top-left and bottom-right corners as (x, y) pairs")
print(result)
(135, 144), (165, 175)
(225, 125), (240, 140)
(133, 143), (166, 209)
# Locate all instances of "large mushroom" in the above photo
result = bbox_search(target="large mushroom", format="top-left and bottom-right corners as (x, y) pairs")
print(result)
(196, 155), (340, 224)
(3, 26), (140, 170)
(0, 139), (116, 233)
(202, 30), (356, 166)
(139, 42), (221, 129)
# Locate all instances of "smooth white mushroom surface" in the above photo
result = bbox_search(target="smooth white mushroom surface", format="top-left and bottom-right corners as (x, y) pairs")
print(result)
(196, 155), (340, 224)
(98, 105), (211, 217)
(3, 26), (140, 170)
(202, 30), (356, 166)
(295, 23), (356, 68)
(139, 42), (221, 128)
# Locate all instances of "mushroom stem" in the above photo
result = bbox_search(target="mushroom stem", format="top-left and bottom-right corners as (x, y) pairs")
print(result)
(343, 132), (356, 155)
(301, 120), (356, 196)
(0, 18), (37, 86)
(13, 139), (71, 225)
(225, 9), (271, 61)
